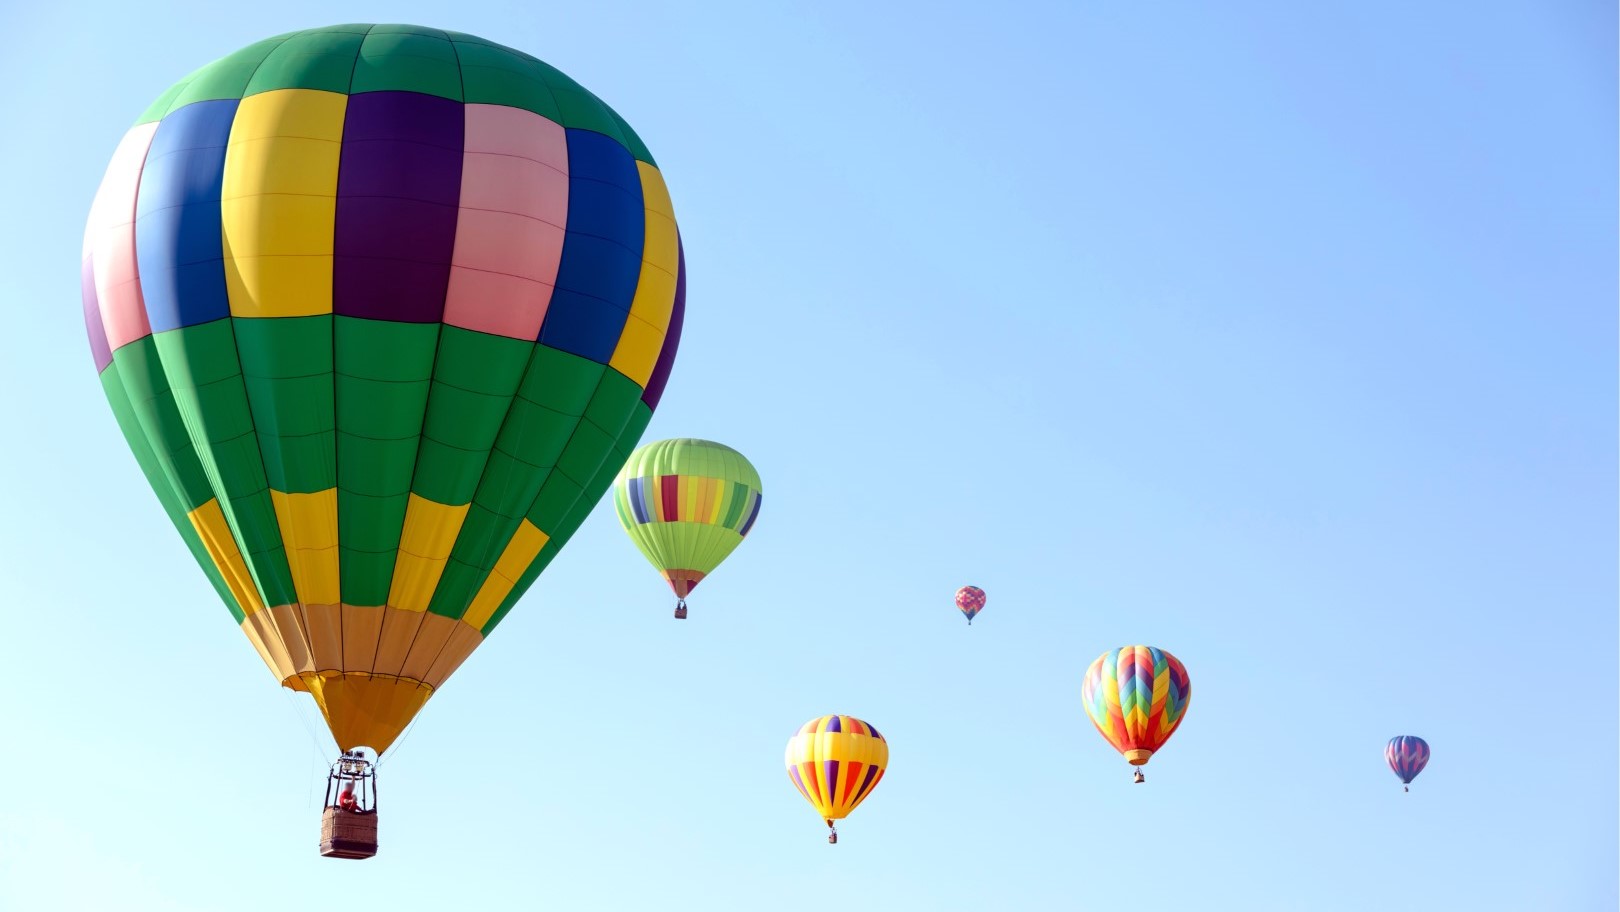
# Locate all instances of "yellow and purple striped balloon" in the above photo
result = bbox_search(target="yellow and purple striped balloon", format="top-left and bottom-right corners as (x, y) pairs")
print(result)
(82, 24), (684, 754)
(785, 715), (888, 839)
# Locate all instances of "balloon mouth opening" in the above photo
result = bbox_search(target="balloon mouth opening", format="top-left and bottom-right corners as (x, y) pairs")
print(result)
(1123, 749), (1153, 765)
(665, 570), (706, 598)
(301, 673), (434, 756)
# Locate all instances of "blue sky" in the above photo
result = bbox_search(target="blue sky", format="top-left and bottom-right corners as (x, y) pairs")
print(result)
(1, 1), (1614, 909)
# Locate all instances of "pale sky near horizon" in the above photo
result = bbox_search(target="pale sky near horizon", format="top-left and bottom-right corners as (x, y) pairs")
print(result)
(0, 2), (1614, 910)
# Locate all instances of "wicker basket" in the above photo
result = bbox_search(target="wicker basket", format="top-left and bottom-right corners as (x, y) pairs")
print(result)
(320, 806), (379, 859)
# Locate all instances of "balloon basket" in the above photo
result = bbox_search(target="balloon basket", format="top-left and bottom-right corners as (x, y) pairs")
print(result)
(320, 806), (378, 859)
(319, 749), (378, 859)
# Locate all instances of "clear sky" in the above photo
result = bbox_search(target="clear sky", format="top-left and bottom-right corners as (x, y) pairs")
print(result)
(0, 2), (1614, 910)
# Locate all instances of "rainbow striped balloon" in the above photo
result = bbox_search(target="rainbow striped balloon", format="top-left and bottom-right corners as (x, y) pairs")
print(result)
(785, 715), (888, 836)
(1081, 645), (1192, 768)
(82, 24), (683, 755)
(1386, 735), (1430, 788)
(613, 439), (760, 605)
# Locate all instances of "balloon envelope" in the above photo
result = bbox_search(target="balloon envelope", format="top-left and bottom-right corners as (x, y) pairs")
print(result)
(785, 715), (888, 825)
(613, 439), (761, 598)
(1386, 736), (1430, 785)
(1081, 645), (1192, 766)
(82, 24), (685, 754)
(955, 585), (986, 623)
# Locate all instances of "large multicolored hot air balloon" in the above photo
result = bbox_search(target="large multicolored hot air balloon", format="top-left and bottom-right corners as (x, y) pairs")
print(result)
(1386, 736), (1430, 792)
(82, 22), (684, 833)
(955, 585), (986, 625)
(785, 715), (888, 844)
(1081, 645), (1191, 783)
(613, 438), (760, 619)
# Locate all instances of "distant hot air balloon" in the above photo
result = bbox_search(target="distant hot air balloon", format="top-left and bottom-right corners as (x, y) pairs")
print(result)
(1386, 736), (1430, 792)
(613, 438), (760, 619)
(82, 23), (685, 857)
(955, 586), (986, 625)
(785, 715), (888, 843)
(1081, 645), (1191, 783)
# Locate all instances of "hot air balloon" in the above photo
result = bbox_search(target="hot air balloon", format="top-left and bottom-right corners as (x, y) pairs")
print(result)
(613, 438), (760, 619)
(1386, 736), (1429, 792)
(1081, 645), (1191, 783)
(955, 586), (986, 625)
(785, 715), (888, 843)
(81, 23), (685, 857)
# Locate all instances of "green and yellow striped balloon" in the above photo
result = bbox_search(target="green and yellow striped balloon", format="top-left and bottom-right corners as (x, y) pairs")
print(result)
(612, 439), (760, 615)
